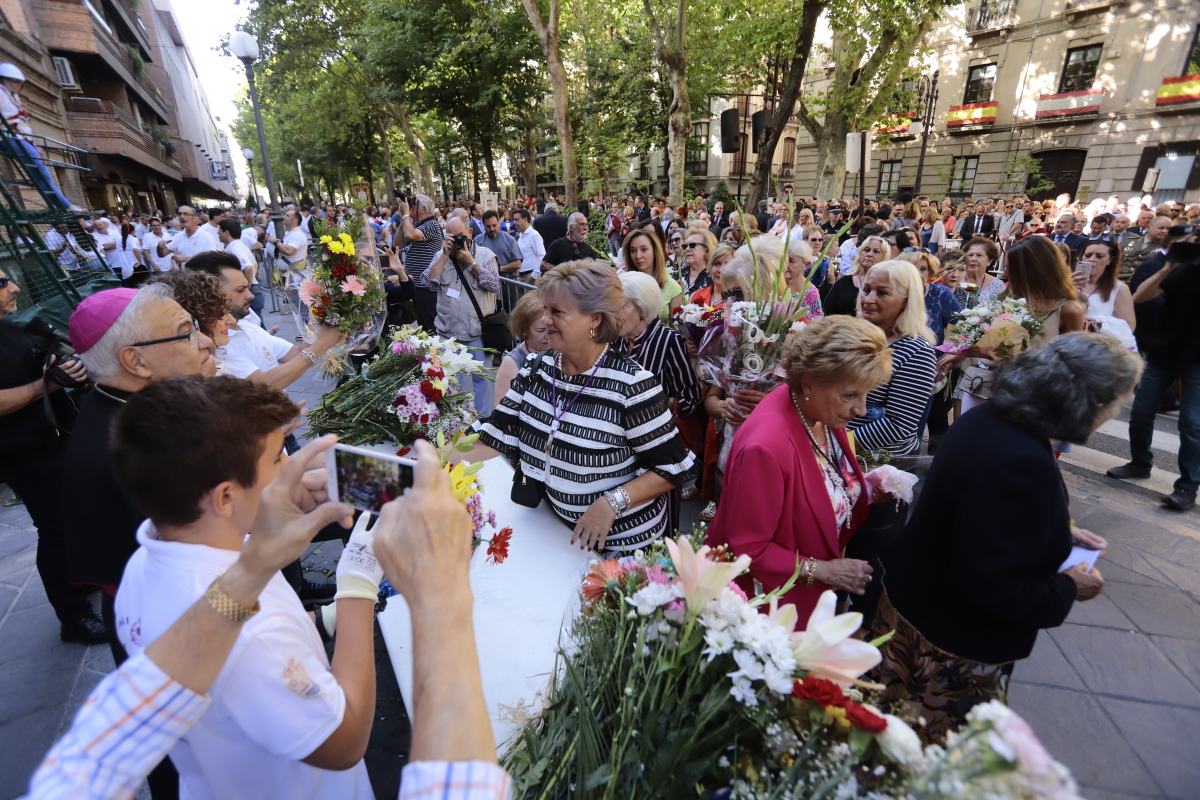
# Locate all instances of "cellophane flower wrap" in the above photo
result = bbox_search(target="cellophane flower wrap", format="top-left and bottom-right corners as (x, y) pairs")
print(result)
(305, 325), (489, 448)
(502, 528), (1080, 797)
(696, 215), (838, 396)
(294, 208), (387, 376)
(936, 296), (1045, 359)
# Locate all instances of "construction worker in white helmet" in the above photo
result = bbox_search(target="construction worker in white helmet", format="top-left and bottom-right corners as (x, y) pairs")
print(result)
(0, 62), (83, 212)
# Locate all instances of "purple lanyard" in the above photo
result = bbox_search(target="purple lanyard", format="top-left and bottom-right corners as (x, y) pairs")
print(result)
(547, 347), (608, 446)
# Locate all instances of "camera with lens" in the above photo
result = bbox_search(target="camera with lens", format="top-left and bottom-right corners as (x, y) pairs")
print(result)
(24, 316), (88, 390)
(450, 233), (470, 251)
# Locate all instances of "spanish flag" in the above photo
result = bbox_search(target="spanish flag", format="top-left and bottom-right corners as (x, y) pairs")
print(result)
(946, 101), (999, 127)
(1156, 74), (1200, 107)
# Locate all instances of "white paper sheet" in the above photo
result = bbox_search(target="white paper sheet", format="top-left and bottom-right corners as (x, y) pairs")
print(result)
(1058, 545), (1100, 573)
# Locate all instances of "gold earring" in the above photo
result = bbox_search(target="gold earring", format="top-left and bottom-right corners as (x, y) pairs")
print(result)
(590, 328), (596, 339)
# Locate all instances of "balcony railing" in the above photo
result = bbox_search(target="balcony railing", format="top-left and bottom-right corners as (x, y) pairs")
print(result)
(969, 0), (1016, 32)
(92, 18), (168, 119)
(66, 97), (181, 178)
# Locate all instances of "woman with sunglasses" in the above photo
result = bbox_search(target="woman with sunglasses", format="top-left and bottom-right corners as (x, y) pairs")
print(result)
(679, 225), (717, 297)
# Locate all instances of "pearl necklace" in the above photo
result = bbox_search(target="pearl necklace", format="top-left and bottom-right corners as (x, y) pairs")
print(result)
(790, 391), (852, 529)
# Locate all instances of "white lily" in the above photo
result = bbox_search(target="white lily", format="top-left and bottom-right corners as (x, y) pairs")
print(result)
(665, 537), (751, 617)
(791, 590), (882, 687)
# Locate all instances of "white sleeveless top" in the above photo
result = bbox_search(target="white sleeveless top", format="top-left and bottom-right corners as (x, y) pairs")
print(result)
(1087, 288), (1137, 351)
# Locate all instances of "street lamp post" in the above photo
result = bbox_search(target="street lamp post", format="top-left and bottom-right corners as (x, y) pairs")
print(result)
(230, 31), (283, 244)
(241, 146), (258, 209)
(910, 70), (940, 196)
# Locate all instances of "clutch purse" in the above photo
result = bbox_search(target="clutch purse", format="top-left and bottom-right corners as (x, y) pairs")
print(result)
(511, 464), (545, 508)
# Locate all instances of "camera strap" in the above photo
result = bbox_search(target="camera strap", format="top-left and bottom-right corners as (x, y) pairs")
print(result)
(451, 261), (488, 326)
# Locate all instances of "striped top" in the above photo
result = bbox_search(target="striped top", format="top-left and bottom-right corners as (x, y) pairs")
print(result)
(403, 216), (444, 288)
(847, 336), (937, 456)
(617, 320), (701, 416)
(472, 348), (697, 553)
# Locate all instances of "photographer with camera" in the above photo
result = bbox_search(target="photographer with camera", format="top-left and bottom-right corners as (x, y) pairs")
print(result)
(397, 194), (444, 333)
(0, 269), (105, 643)
(422, 216), (499, 415)
(1107, 227), (1200, 511)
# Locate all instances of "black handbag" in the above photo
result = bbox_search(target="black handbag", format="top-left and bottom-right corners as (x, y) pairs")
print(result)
(510, 464), (546, 508)
(452, 262), (511, 353)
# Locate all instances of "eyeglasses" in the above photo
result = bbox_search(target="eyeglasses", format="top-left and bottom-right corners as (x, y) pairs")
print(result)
(131, 319), (200, 349)
(0, 276), (12, 289)
(682, 242), (707, 250)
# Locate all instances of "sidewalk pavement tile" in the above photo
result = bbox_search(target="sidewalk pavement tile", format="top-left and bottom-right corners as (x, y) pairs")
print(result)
(1064, 591), (1135, 630)
(1008, 683), (1158, 797)
(0, 584), (18, 618)
(1100, 559), (1171, 588)
(1145, 554), (1200, 597)
(1102, 697), (1200, 799)
(1049, 623), (1200, 705)
(1101, 581), (1200, 639)
(1150, 635), (1200, 692)
(12, 574), (49, 612)
(1011, 633), (1085, 690)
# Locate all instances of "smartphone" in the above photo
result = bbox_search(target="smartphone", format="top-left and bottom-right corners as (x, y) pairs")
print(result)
(326, 444), (417, 514)
(1075, 259), (1094, 281)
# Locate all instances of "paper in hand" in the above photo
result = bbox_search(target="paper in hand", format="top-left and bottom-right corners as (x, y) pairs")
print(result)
(1058, 546), (1100, 574)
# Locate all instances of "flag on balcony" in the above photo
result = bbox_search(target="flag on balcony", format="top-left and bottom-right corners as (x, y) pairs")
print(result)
(1034, 88), (1105, 119)
(946, 101), (998, 127)
(1156, 74), (1200, 107)
(874, 112), (917, 135)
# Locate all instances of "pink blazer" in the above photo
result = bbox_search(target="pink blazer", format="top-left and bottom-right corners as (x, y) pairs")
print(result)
(707, 385), (868, 625)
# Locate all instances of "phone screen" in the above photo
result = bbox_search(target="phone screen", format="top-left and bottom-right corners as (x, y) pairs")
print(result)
(332, 447), (415, 513)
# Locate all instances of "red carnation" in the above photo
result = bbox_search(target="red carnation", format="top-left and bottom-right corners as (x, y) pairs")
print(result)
(392, 396), (405, 408)
(487, 527), (513, 564)
(396, 446), (411, 456)
(843, 701), (888, 733)
(792, 676), (847, 708)
(419, 413), (430, 424)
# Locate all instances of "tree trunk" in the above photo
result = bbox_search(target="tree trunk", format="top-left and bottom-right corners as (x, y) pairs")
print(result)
(467, 142), (480, 200)
(746, 0), (824, 211)
(523, 123), (539, 197)
(378, 118), (397, 199)
(650, 0), (691, 207)
(481, 136), (499, 193)
(394, 107), (435, 196)
(812, 117), (850, 200)
(521, 0), (577, 207)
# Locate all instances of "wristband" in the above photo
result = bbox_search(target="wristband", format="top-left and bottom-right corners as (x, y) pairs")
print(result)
(300, 348), (318, 366)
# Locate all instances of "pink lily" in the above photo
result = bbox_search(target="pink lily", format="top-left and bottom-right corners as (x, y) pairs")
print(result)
(664, 537), (750, 616)
(791, 590), (882, 687)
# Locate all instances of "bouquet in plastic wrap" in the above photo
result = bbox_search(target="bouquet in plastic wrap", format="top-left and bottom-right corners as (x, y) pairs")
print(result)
(936, 296), (1044, 359)
(294, 209), (387, 376)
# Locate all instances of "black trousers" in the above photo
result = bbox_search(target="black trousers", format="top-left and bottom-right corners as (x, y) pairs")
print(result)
(413, 286), (438, 334)
(2, 446), (94, 624)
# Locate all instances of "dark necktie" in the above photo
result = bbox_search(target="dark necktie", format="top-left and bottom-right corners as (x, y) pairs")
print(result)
(975, 217), (983, 233)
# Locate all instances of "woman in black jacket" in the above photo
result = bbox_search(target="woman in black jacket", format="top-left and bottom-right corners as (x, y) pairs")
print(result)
(868, 332), (1141, 740)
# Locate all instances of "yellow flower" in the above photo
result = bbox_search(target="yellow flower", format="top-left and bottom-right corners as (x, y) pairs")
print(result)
(344, 243), (356, 256)
(339, 232), (353, 243)
(328, 241), (344, 254)
(319, 234), (333, 244)
(446, 462), (478, 504)
(823, 706), (851, 729)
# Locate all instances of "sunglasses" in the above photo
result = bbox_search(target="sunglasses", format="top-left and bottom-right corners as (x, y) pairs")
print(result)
(682, 242), (707, 250)
(0, 276), (11, 288)
(131, 319), (200, 349)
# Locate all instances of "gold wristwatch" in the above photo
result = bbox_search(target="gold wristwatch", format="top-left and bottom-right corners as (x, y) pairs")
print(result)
(204, 574), (260, 623)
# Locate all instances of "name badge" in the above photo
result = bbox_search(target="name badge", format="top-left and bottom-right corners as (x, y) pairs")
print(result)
(446, 287), (462, 299)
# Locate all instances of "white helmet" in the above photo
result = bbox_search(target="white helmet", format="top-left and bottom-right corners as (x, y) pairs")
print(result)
(0, 63), (26, 82)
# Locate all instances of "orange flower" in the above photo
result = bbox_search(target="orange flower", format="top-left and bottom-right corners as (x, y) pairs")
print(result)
(581, 560), (622, 604)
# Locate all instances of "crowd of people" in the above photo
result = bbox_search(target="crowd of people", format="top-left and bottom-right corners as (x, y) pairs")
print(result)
(1, 180), (1198, 798)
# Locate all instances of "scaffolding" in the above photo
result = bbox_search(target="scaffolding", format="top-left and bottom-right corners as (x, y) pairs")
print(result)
(0, 115), (116, 333)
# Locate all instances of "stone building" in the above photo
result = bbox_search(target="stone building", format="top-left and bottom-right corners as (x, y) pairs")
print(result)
(0, 0), (237, 212)
(661, 0), (1200, 205)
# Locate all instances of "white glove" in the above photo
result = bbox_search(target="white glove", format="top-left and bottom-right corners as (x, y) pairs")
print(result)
(335, 511), (385, 601)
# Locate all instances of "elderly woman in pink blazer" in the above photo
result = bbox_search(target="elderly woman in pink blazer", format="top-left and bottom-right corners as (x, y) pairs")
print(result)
(708, 316), (895, 624)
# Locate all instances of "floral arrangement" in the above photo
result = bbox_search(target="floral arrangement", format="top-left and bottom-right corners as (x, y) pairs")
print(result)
(503, 530), (1080, 798)
(936, 296), (1045, 359)
(306, 325), (489, 448)
(438, 431), (512, 564)
(295, 212), (387, 375)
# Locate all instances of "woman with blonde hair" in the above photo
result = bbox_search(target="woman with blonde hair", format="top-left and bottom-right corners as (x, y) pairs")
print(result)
(690, 242), (736, 307)
(708, 316), (898, 623)
(897, 250), (961, 345)
(468, 259), (695, 552)
(622, 227), (683, 319)
(679, 224), (718, 297)
(822, 234), (889, 316)
(917, 206), (947, 255)
(492, 292), (551, 404)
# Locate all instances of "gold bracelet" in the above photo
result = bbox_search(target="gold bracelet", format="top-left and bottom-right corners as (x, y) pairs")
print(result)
(802, 557), (817, 587)
(204, 573), (260, 623)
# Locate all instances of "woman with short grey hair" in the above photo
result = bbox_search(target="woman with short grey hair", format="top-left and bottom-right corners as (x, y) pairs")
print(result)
(868, 332), (1141, 740)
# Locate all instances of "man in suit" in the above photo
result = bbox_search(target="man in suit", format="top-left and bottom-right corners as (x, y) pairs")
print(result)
(958, 206), (996, 239)
(1047, 213), (1088, 253)
(709, 200), (727, 236)
(532, 202), (569, 248)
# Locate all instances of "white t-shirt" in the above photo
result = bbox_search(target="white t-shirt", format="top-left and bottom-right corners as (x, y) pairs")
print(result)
(241, 226), (260, 247)
(110, 231), (141, 279)
(169, 227), (221, 263)
(141, 231), (173, 272)
(115, 521), (373, 800)
(91, 230), (118, 267)
(279, 228), (310, 287)
(223, 320), (293, 379)
(226, 238), (257, 278)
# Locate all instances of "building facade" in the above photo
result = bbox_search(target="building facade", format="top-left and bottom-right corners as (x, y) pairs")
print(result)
(0, 0), (237, 213)
(655, 0), (1200, 205)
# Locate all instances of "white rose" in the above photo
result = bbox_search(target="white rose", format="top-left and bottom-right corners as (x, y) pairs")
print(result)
(878, 713), (925, 769)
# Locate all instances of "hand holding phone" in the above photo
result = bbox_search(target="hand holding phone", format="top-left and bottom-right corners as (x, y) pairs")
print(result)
(327, 444), (417, 514)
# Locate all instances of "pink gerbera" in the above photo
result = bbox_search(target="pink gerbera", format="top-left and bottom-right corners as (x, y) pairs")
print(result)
(297, 279), (322, 306)
(340, 275), (368, 296)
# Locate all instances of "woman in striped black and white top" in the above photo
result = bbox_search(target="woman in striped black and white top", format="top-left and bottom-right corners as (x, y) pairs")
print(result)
(470, 260), (697, 554)
(847, 260), (938, 457)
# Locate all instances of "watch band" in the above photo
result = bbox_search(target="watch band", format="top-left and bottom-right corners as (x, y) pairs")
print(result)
(204, 575), (260, 623)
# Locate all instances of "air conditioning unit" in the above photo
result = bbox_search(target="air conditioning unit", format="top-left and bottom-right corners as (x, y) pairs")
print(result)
(52, 57), (79, 90)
